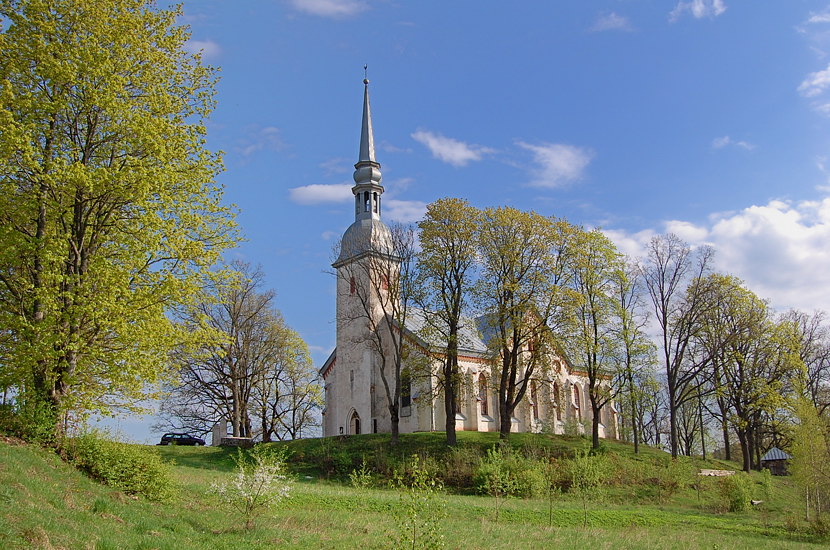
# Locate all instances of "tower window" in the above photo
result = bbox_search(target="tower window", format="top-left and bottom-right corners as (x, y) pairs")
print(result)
(373, 192), (378, 213)
(364, 191), (370, 212)
(350, 276), (356, 295)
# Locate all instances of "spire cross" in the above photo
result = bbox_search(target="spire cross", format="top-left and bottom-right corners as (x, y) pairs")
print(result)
(363, 64), (369, 85)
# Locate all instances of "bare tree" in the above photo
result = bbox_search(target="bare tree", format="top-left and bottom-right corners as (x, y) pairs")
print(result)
(784, 309), (830, 415)
(640, 234), (713, 458)
(160, 261), (316, 440)
(333, 223), (417, 445)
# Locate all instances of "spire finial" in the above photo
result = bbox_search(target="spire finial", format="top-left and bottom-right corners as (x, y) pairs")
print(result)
(363, 64), (369, 85)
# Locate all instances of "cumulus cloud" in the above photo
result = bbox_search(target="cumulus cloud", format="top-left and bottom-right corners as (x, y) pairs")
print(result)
(799, 63), (830, 98)
(289, 183), (352, 205)
(289, 0), (368, 18)
(669, 0), (726, 22)
(184, 39), (221, 59)
(517, 141), (594, 189)
(411, 130), (494, 167)
(712, 136), (755, 150)
(607, 197), (830, 314)
(591, 12), (634, 32)
(384, 199), (428, 223)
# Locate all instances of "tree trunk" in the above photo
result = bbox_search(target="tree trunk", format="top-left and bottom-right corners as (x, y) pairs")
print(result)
(444, 357), (457, 447)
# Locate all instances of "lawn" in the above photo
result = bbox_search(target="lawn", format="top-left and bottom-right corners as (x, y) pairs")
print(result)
(0, 433), (826, 549)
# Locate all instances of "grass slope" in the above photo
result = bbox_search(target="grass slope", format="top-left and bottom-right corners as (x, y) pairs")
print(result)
(0, 432), (825, 549)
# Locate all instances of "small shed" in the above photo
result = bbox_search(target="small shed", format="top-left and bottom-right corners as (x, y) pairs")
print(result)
(760, 447), (792, 476)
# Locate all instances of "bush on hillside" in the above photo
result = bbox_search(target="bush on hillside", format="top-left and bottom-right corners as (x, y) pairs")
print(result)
(473, 445), (548, 499)
(0, 399), (56, 445)
(64, 431), (175, 501)
(718, 472), (753, 512)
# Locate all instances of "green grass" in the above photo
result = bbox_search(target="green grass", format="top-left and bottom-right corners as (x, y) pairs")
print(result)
(0, 433), (826, 549)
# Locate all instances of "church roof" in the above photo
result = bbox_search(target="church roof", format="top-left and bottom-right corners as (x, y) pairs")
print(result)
(402, 308), (489, 356)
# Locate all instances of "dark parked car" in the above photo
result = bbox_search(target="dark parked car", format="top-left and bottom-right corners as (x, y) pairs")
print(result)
(158, 432), (205, 446)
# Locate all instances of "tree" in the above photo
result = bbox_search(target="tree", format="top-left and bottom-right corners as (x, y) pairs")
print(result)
(476, 208), (576, 440)
(784, 310), (830, 415)
(695, 274), (801, 471)
(0, 0), (236, 434)
(561, 228), (624, 449)
(333, 222), (416, 445)
(640, 234), (713, 458)
(160, 262), (318, 441)
(790, 396), (830, 522)
(611, 259), (654, 453)
(250, 323), (321, 441)
(417, 198), (480, 446)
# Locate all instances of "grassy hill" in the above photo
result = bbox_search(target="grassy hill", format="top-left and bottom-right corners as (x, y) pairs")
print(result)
(0, 432), (826, 549)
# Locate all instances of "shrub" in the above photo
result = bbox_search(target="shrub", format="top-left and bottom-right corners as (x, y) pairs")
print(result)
(567, 449), (610, 526)
(718, 472), (753, 513)
(473, 445), (547, 500)
(393, 455), (446, 549)
(211, 445), (292, 529)
(0, 398), (57, 445)
(349, 457), (374, 489)
(64, 431), (175, 501)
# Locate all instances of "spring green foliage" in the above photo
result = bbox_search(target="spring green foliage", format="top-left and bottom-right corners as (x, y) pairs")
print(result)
(717, 472), (754, 512)
(64, 431), (175, 501)
(349, 457), (374, 489)
(0, 0), (237, 430)
(210, 445), (292, 530)
(790, 397), (830, 522)
(568, 449), (610, 526)
(393, 455), (446, 550)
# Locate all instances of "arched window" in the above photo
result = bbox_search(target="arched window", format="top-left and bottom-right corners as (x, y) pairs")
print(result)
(400, 368), (411, 409)
(364, 191), (370, 212)
(573, 383), (581, 420)
(530, 381), (539, 420)
(552, 382), (561, 421)
(350, 276), (356, 295)
(373, 192), (378, 213)
(478, 374), (488, 416)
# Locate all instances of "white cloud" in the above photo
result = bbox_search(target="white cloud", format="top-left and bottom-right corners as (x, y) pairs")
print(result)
(319, 157), (350, 176)
(517, 141), (594, 189)
(411, 130), (493, 167)
(807, 11), (830, 25)
(235, 126), (285, 157)
(289, 0), (368, 18)
(712, 135), (755, 150)
(289, 183), (352, 205)
(669, 0), (726, 22)
(184, 39), (221, 60)
(799, 63), (830, 97)
(384, 199), (427, 224)
(591, 12), (634, 32)
(608, 197), (830, 314)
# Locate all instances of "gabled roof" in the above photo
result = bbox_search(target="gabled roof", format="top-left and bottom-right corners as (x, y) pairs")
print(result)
(761, 447), (791, 461)
(401, 308), (489, 357)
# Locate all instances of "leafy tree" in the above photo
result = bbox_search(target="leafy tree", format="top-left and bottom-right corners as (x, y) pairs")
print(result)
(561, 228), (624, 449)
(611, 259), (655, 453)
(784, 310), (830, 415)
(417, 198), (480, 446)
(476, 208), (577, 440)
(790, 396), (830, 522)
(696, 274), (802, 471)
(0, 0), (236, 434)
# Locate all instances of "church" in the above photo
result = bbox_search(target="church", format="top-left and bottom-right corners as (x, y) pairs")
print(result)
(319, 79), (618, 440)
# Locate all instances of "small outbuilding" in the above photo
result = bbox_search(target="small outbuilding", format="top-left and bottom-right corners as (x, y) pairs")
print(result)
(760, 447), (792, 476)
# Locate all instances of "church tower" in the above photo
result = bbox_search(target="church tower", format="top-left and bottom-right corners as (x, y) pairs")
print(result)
(324, 76), (397, 436)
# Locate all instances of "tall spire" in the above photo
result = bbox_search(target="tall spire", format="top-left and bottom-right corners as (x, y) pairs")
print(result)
(352, 69), (383, 222)
(358, 71), (376, 163)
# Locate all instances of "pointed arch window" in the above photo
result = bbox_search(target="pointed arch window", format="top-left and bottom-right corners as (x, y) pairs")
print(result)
(530, 381), (539, 420)
(478, 374), (488, 416)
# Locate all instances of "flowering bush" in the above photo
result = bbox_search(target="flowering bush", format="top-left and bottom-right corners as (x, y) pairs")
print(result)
(211, 445), (292, 529)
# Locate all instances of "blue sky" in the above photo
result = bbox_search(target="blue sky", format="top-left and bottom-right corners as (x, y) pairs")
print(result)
(110, 0), (830, 442)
